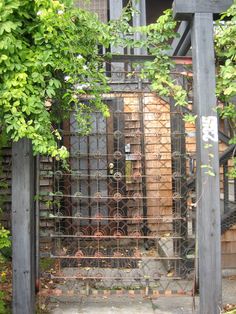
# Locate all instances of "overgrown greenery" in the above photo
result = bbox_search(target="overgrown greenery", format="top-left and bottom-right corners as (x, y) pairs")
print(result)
(215, 0), (236, 116)
(215, 0), (236, 176)
(0, 0), (193, 162)
(108, 6), (188, 107)
(137, 10), (187, 107)
(0, 0), (112, 159)
(0, 226), (10, 251)
(0, 255), (11, 314)
(1, 0), (235, 160)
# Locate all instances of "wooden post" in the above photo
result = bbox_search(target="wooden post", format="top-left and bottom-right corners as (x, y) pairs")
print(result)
(172, 0), (234, 312)
(191, 13), (222, 313)
(108, 0), (124, 79)
(12, 139), (35, 314)
(132, 0), (146, 55)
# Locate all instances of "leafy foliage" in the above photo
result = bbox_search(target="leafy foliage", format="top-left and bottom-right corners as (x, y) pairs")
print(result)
(0, 0), (111, 158)
(0, 291), (8, 314)
(0, 0), (235, 163)
(0, 1), (193, 160)
(214, 1), (236, 176)
(215, 0), (236, 141)
(107, 8), (189, 108)
(0, 226), (10, 251)
(0, 255), (11, 314)
(138, 10), (188, 107)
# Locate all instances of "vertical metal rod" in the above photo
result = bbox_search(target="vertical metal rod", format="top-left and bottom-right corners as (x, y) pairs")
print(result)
(191, 13), (222, 313)
(138, 78), (148, 238)
(223, 162), (229, 213)
(87, 136), (92, 230)
(234, 178), (236, 203)
(132, 0), (147, 55)
(109, 0), (124, 78)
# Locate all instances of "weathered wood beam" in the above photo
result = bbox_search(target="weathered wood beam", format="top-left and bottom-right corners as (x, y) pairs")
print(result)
(173, 0), (233, 20)
(12, 139), (35, 314)
(132, 0), (147, 55)
(191, 13), (222, 313)
(108, 0), (124, 78)
(170, 21), (191, 56)
(109, 0), (122, 20)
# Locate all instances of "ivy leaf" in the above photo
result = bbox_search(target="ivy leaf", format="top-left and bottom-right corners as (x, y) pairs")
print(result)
(183, 114), (197, 124)
(0, 21), (19, 34)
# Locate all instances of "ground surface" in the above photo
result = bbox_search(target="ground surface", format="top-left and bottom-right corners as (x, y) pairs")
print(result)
(50, 296), (195, 314)
(47, 278), (236, 314)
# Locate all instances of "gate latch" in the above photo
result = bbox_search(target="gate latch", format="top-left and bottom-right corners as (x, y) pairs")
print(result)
(108, 162), (114, 175)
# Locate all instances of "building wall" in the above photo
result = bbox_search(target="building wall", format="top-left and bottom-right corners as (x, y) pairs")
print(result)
(123, 94), (173, 235)
(222, 226), (236, 269)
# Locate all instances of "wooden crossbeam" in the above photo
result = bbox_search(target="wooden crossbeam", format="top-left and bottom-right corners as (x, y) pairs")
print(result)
(170, 21), (191, 56)
(173, 0), (233, 20)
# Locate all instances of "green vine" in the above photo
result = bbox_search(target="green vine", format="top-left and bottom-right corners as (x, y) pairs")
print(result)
(138, 10), (188, 107)
(0, 0), (235, 163)
(215, 0), (236, 177)
(0, 0), (112, 159)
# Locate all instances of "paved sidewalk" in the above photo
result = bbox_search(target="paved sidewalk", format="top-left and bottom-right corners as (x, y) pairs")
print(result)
(49, 278), (236, 314)
(50, 296), (197, 314)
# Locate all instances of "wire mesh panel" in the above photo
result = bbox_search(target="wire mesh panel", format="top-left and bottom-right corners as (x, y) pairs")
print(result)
(0, 56), (233, 305)
(220, 149), (236, 269)
(39, 86), (199, 298)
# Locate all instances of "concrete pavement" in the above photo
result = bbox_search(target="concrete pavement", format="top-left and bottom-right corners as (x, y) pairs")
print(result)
(48, 278), (236, 313)
(49, 296), (198, 314)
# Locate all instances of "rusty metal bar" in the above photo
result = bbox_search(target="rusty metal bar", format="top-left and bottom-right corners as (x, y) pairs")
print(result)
(50, 234), (183, 239)
(50, 256), (183, 260)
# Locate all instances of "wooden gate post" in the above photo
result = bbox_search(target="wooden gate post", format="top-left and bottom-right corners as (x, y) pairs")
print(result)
(173, 1), (233, 313)
(191, 12), (222, 313)
(12, 139), (35, 314)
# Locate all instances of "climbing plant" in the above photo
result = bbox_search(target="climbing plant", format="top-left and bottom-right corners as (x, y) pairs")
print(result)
(0, 0), (112, 159)
(137, 4), (236, 174)
(109, 7), (189, 107)
(137, 10), (188, 107)
(215, 0), (236, 112)
(215, 0), (236, 178)
(111, 2), (236, 176)
(0, 0), (235, 161)
(0, 0), (197, 163)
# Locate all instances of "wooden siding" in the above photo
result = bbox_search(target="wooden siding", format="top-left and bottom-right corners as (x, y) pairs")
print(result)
(222, 225), (236, 269)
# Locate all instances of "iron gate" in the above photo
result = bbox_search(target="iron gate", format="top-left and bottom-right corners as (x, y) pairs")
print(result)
(39, 90), (196, 297)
